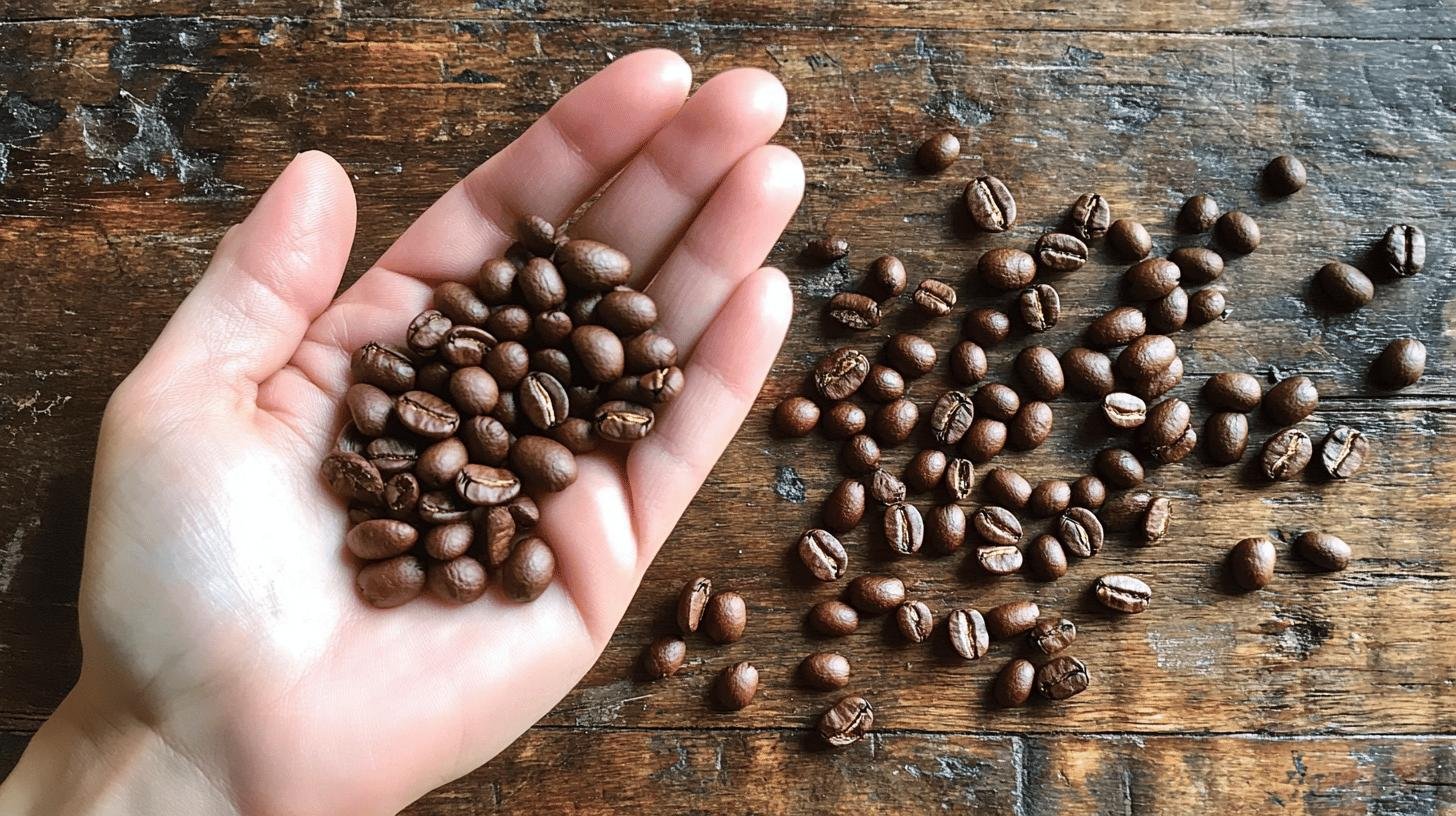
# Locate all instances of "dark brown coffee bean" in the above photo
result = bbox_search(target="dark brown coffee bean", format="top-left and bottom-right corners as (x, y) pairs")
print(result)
(828, 291), (882, 330)
(904, 449), (949, 493)
(442, 325), (500, 367)
(805, 234), (850, 264)
(842, 434), (882, 474)
(500, 536), (555, 601)
(814, 347), (870, 400)
(623, 331), (678, 375)
(1101, 392), (1147, 430)
(1028, 618), (1077, 656)
(1026, 534), (1067, 580)
(488, 391), (519, 427)
(642, 636), (687, 680)
(972, 505), (1021, 547)
(392, 391), (458, 440)
(594, 400), (655, 443)
(896, 600), (934, 643)
(1018, 284), (1061, 333)
(822, 401), (868, 440)
(1145, 422), (1196, 466)
(1314, 262), (1374, 311)
(1227, 537), (1275, 591)
(432, 280), (488, 326)
(884, 502), (924, 556)
(1380, 224), (1425, 277)
(322, 451), (384, 504)
(926, 503), (967, 554)
(993, 659), (1036, 708)
(1061, 348), (1115, 397)
(884, 333), (937, 378)
(510, 435), (577, 493)
(571, 325), (626, 384)
(800, 652), (852, 690)
(962, 307), (1012, 347)
(1095, 447), (1144, 488)
(1085, 306), (1148, 349)
(345, 384), (394, 438)
(1116, 335), (1177, 382)
(507, 494), (539, 531)
(1214, 211), (1261, 254)
(916, 131), (960, 171)
(823, 478), (866, 533)
(406, 309), (452, 357)
(529, 348), (573, 386)
(475, 306), (525, 346)
(1095, 574), (1151, 613)
(476, 505), (515, 569)
(382, 471), (420, 517)
(476, 257), (518, 305)
(443, 367), (497, 418)
(1068, 192), (1110, 240)
(847, 574), (905, 615)
(1027, 480), (1072, 518)
(799, 529), (849, 581)
(1035, 231), (1089, 273)
(1146, 286), (1189, 333)
(1099, 490), (1152, 532)
(366, 436), (421, 478)
(1203, 372), (1263, 412)
(1036, 655), (1090, 700)
(964, 175), (1017, 232)
(947, 608), (990, 659)
(871, 398), (920, 447)
(1177, 194), (1219, 233)
(1009, 348), (1061, 402)
(1139, 397), (1191, 449)
(1261, 428), (1313, 480)
(959, 418), (1007, 463)
(978, 247), (1036, 290)
(484, 340), (529, 390)
(1187, 287), (1227, 326)
(518, 371), (569, 431)
(456, 416), (508, 466)
(1203, 411), (1249, 465)
(977, 545), (1023, 575)
(1165, 250), (1223, 292)
(345, 518), (417, 560)
(973, 383), (1020, 422)
(556, 239), (631, 290)
(818, 695), (874, 747)
(808, 600), (860, 637)
(1373, 338), (1425, 389)
(1140, 496), (1172, 544)
(1294, 531), (1352, 571)
(913, 278), (957, 316)
(703, 591), (748, 644)
(1320, 426), (1369, 479)
(1057, 507), (1104, 557)
(415, 437), (469, 489)
(929, 390), (975, 445)
(1263, 154), (1307, 195)
(1107, 219), (1152, 260)
(455, 464), (521, 506)
(713, 661), (758, 710)
(357, 554), (426, 608)
(594, 289), (658, 336)
(1007, 401), (1053, 451)
(517, 214), (557, 257)
(532, 309), (576, 350)
(985, 600), (1039, 640)
(426, 555), (488, 604)
(865, 254), (908, 300)
(774, 396), (819, 437)
(868, 468), (908, 506)
(677, 577), (712, 634)
(1070, 475), (1106, 510)
(1265, 375), (1319, 425)
(862, 364), (907, 402)
(982, 467), (1031, 511)
(351, 342), (416, 393)
(514, 257), (564, 311)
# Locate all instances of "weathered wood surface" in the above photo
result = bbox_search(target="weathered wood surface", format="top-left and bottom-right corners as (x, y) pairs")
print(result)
(1, 4), (1453, 813)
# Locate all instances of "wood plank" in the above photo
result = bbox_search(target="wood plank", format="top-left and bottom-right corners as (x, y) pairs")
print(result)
(0, 2), (338, 19)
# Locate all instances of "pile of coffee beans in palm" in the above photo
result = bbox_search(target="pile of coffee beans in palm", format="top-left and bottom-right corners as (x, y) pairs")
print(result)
(320, 216), (683, 608)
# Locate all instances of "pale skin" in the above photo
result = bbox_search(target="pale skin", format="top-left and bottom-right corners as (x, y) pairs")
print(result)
(0, 50), (803, 815)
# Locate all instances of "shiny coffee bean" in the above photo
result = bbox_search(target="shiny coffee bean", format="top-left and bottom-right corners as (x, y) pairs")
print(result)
(1027, 480), (1072, 518)
(1294, 531), (1352, 571)
(623, 331), (678, 375)
(477, 505), (515, 569)
(455, 464), (522, 507)
(808, 600), (860, 637)
(501, 536), (555, 602)
(1102, 392), (1148, 430)
(1068, 192), (1110, 240)
(1264, 154), (1307, 195)
(366, 436), (421, 478)
(974, 383), (1021, 422)
(703, 591), (748, 644)
(1123, 258), (1180, 301)
(1203, 411), (1250, 465)
(818, 696), (874, 747)
(896, 600), (934, 643)
(884, 502), (925, 555)
(595, 289), (658, 335)
(459, 416), (510, 465)
(983, 467), (1031, 511)
(346, 383), (394, 438)
(950, 341), (989, 386)
(1116, 334), (1177, 382)
(571, 325), (626, 384)
(913, 278), (958, 316)
(1168, 248), (1224, 288)
(1061, 348), (1115, 397)
(406, 309), (452, 357)
(947, 608), (990, 659)
(800, 652), (852, 690)
(1261, 428), (1313, 480)
(865, 255), (908, 300)
(392, 390), (460, 440)
(510, 435), (578, 494)
(828, 291), (882, 330)
(1094, 574), (1151, 613)
(1177, 194), (1219, 233)
(484, 340), (530, 389)
(904, 450), (949, 493)
(357, 554), (427, 608)
(862, 364), (907, 402)
(994, 659), (1036, 708)
(1034, 231), (1088, 273)
(985, 600), (1040, 640)
(1215, 210), (1261, 254)
(1139, 397), (1191, 450)
(1373, 338), (1425, 389)
(1187, 287), (1227, 325)
(1320, 426), (1369, 479)
(1026, 533), (1068, 581)
(963, 307), (1013, 347)
(917, 131), (960, 171)
(1057, 507), (1104, 558)
(346, 518), (417, 560)
(1007, 401), (1054, 451)
(841, 434), (882, 475)
(476, 257), (517, 304)
(382, 472), (420, 517)
(822, 401), (868, 440)
(964, 175), (1017, 232)
(1315, 262), (1374, 311)
(1228, 537), (1275, 591)
(518, 371), (570, 431)
(1380, 224), (1425, 277)
(1029, 618), (1077, 655)
(823, 478), (867, 533)
(1265, 375), (1319, 425)
(1085, 306), (1147, 349)
(979, 247), (1036, 290)
(959, 418), (1007, 463)
(1203, 372), (1263, 412)
(556, 239), (631, 290)
(872, 398), (920, 447)
(805, 234), (850, 264)
(930, 390), (976, 445)
(642, 636), (687, 680)
(1095, 447), (1145, 488)
(1070, 475), (1106, 510)
(416, 437), (469, 489)
(1107, 219), (1152, 260)
(972, 505), (1021, 547)
(926, 503), (968, 555)
(1146, 286), (1189, 333)
(1036, 655), (1090, 700)
(885, 333), (937, 378)
(977, 545), (1023, 575)
(1019, 284), (1061, 332)
(774, 396), (820, 437)
(847, 574), (906, 615)
(677, 576), (712, 634)
(714, 661), (759, 710)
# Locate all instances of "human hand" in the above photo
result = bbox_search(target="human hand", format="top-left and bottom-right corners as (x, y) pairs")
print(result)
(0, 49), (802, 815)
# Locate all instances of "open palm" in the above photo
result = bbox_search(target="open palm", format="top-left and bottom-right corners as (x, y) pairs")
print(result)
(11, 50), (802, 815)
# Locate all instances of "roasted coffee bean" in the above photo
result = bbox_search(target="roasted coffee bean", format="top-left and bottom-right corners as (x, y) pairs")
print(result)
(1320, 426), (1369, 479)
(828, 291), (882, 330)
(947, 608), (990, 659)
(484, 340), (530, 390)
(823, 478), (867, 533)
(345, 518), (417, 560)
(930, 390), (976, 445)
(1380, 224), (1425, 277)
(977, 545), (1023, 575)
(868, 468), (908, 506)
(1264, 154), (1307, 195)
(481, 307), (529, 345)
(568, 294), (606, 331)
(994, 659), (1036, 708)
(896, 600), (934, 643)
(533, 307), (576, 348)
(963, 307), (1013, 347)
(443, 325), (500, 367)
(416, 437), (469, 489)
(805, 234), (850, 264)
(926, 503), (968, 554)
(529, 348), (572, 386)
(624, 331), (678, 375)
(1314, 261), (1374, 311)
(1061, 348), (1115, 397)
(476, 257), (518, 304)
(1058, 507), (1104, 557)
(972, 505), (1021, 547)
(406, 309), (453, 357)
(1085, 306), (1148, 349)
(885, 333), (937, 378)
(1018, 284), (1061, 333)
(357, 554), (427, 608)
(431, 282), (487, 328)
(1034, 231), (1089, 273)
(1138, 359), (1186, 402)
(322, 451), (385, 504)
(884, 502), (925, 555)
(1215, 211), (1261, 254)
(775, 396), (820, 437)
(913, 278), (958, 316)
(1139, 397), (1191, 449)
(983, 467), (1031, 511)
(1228, 537), (1275, 591)
(1148, 426), (1196, 465)
(714, 661), (759, 710)
(848, 574), (906, 615)
(1116, 335), (1177, 382)
(842, 434), (882, 475)
(507, 494), (539, 531)
(814, 348), (870, 400)
(366, 436), (422, 477)
(808, 600), (860, 637)
(501, 536), (555, 601)
(818, 696), (874, 747)
(979, 247), (1036, 290)
(1070, 475), (1106, 510)
(642, 636), (687, 680)
(594, 400), (655, 442)
(985, 600), (1039, 640)
(865, 254), (908, 300)
(1026, 534), (1068, 580)
(1294, 531), (1352, 571)
(1203, 372), (1263, 412)
(823, 402), (868, 440)
(964, 175), (1017, 232)
(1203, 411), (1250, 465)
(872, 398), (920, 447)
(346, 384), (394, 438)
(1140, 496), (1172, 544)
(1146, 286), (1189, 333)
(382, 472), (420, 517)
(1027, 480), (1072, 518)
(426, 555), (488, 604)
(392, 391), (459, 440)
(973, 383), (1021, 422)
(510, 435), (578, 493)
(458, 416), (510, 465)
(960, 418), (1007, 463)
(556, 239), (631, 290)
(445, 367), (498, 418)
(1261, 428), (1313, 480)
(1102, 392), (1148, 430)
(1107, 219), (1153, 260)
(1373, 337), (1425, 388)
(703, 591), (748, 644)
(477, 505), (515, 569)
(518, 371), (570, 431)
(1099, 490), (1152, 532)
(571, 325), (626, 384)
(595, 289), (658, 336)
(677, 577), (712, 634)
(1178, 194), (1219, 233)
(905, 449), (949, 493)
(862, 364), (907, 402)
(916, 131), (960, 171)
(1095, 447), (1145, 488)
(800, 652), (852, 690)
(1028, 618), (1077, 656)
(454, 464), (522, 507)
(1187, 287), (1227, 325)
(1265, 375), (1319, 425)
(1068, 192), (1111, 240)
(1095, 574), (1151, 613)
(351, 342), (416, 393)
(1124, 258), (1181, 301)
(1037, 655), (1090, 700)
(1008, 401), (1054, 451)
(515, 256), (565, 311)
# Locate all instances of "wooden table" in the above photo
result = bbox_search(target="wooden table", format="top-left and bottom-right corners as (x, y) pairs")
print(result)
(1, 2), (1453, 812)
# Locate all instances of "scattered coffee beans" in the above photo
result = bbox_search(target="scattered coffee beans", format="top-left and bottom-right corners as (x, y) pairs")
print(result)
(1203, 412), (1250, 465)
(1265, 375), (1319, 425)
(1177, 194), (1219, 233)
(1263, 154), (1307, 195)
(808, 600), (860, 637)
(994, 658), (1036, 708)
(1036, 656), (1090, 700)
(896, 600), (935, 643)
(1123, 258), (1181, 301)
(1026, 534), (1068, 580)
(950, 341), (989, 385)
(913, 278), (958, 316)
(1261, 428), (1313, 481)
(1086, 306), (1147, 349)
(1062, 348), (1116, 397)
(979, 248), (1037, 290)
(1187, 288), (1227, 325)
(1379, 224), (1425, 277)
(828, 291), (882, 330)
(1315, 262), (1374, 311)
(1058, 507), (1104, 558)
(1068, 192), (1111, 240)
(1214, 210), (1261, 254)
(1018, 284), (1062, 332)
(1035, 231), (1089, 273)
(1028, 618), (1077, 655)
(1016, 346), (1065, 400)
(1228, 537), (1276, 590)
(1203, 372), (1263, 412)
(677, 577), (712, 635)
(963, 307), (1012, 347)
(818, 696), (873, 747)
(1107, 219), (1152, 260)
(1169, 246), (1225, 284)
(847, 574), (906, 614)
(983, 467), (1032, 511)
(984, 600), (1040, 640)
(642, 636), (687, 680)
(947, 608), (990, 659)
(1094, 574), (1151, 613)
(1373, 338), (1426, 388)
(1294, 531), (1352, 571)
(800, 652), (852, 690)
(905, 450), (949, 493)
(926, 503), (968, 555)
(866, 254), (908, 299)
(1070, 475), (1107, 510)
(1027, 479), (1072, 518)
(823, 479), (866, 533)
(916, 131), (960, 172)
(822, 401), (867, 440)
(964, 175), (1017, 232)
(714, 661), (759, 710)
(1320, 426), (1370, 479)
(799, 529), (849, 581)
(806, 235), (850, 264)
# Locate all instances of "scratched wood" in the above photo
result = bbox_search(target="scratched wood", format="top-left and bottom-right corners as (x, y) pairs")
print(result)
(0, 8), (1453, 813)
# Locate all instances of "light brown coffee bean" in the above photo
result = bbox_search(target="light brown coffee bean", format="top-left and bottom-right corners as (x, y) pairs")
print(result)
(1058, 507), (1104, 557)
(913, 278), (958, 316)
(982, 467), (1031, 511)
(1028, 618), (1077, 655)
(808, 600), (860, 637)
(847, 574), (905, 614)
(357, 554), (427, 608)
(896, 600), (935, 643)
(823, 479), (867, 533)
(677, 576), (712, 635)
(714, 661), (759, 710)
(818, 695), (874, 747)
(800, 652), (852, 690)
(1294, 531), (1352, 571)
(985, 600), (1040, 640)
(947, 608), (990, 659)
(1203, 372), (1263, 412)
(1094, 574), (1151, 612)
(642, 636), (687, 680)
(799, 529), (849, 582)
(703, 591), (748, 644)
(501, 536), (555, 602)
(426, 555), (488, 604)
(346, 519), (418, 560)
